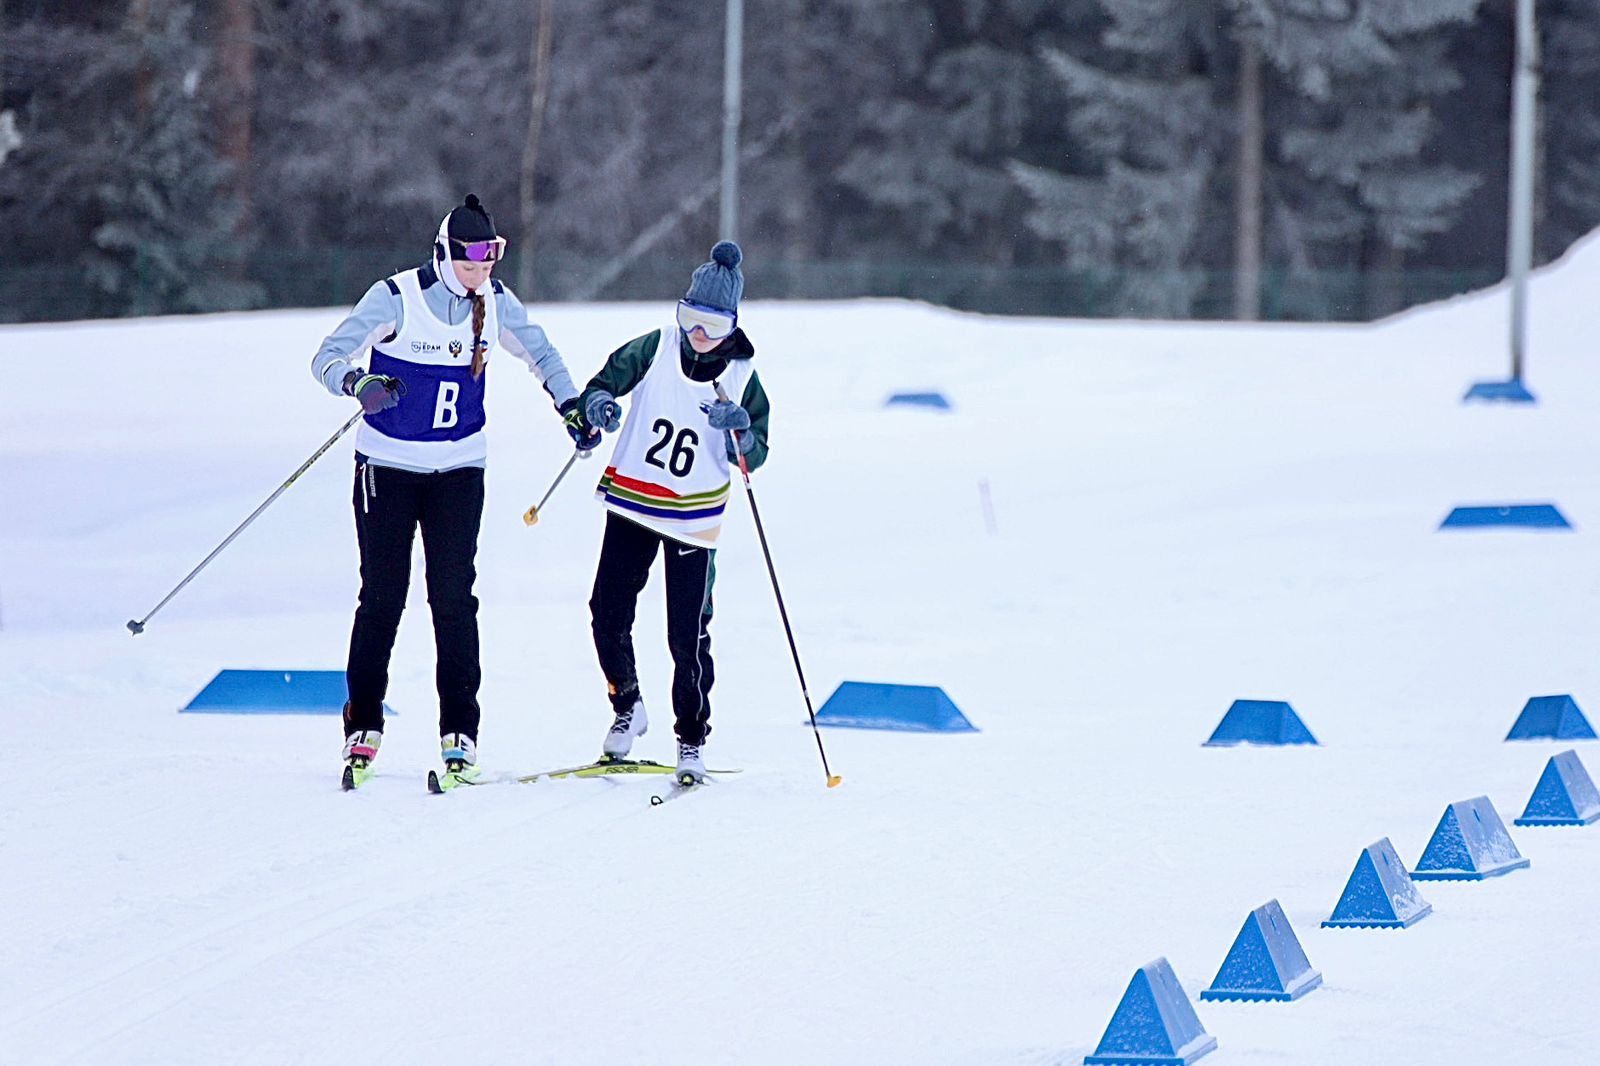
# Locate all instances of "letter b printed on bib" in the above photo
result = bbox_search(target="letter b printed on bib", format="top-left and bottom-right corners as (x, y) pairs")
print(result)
(434, 381), (460, 429)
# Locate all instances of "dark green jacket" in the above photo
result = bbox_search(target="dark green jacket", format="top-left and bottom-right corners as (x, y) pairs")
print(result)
(580, 327), (770, 471)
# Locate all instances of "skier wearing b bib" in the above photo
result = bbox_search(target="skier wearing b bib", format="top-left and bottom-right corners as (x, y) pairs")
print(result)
(311, 194), (597, 789)
(575, 241), (771, 783)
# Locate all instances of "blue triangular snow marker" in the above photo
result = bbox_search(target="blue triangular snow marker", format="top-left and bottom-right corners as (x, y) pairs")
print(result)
(181, 669), (394, 717)
(1084, 957), (1217, 1066)
(1439, 504), (1571, 530)
(1200, 900), (1322, 1002)
(813, 682), (976, 733)
(1322, 838), (1432, 929)
(1505, 695), (1597, 741)
(1516, 750), (1600, 826)
(1202, 700), (1317, 747)
(884, 391), (952, 410)
(1412, 797), (1529, 880)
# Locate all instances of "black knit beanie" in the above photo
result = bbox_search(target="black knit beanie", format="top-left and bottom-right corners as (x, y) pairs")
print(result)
(445, 194), (497, 257)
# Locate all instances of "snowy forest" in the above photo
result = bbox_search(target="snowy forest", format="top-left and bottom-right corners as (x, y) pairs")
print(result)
(2, 0), (1599, 324)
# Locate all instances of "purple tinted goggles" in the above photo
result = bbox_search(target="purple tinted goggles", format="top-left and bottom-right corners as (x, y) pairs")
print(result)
(676, 300), (737, 340)
(450, 236), (507, 262)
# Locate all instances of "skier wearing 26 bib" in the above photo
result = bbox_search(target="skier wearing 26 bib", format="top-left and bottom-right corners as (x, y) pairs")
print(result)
(575, 241), (771, 784)
(312, 194), (596, 788)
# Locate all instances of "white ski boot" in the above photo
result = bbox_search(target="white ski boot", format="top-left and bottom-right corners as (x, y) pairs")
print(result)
(428, 732), (482, 792)
(675, 740), (706, 785)
(602, 699), (648, 760)
(340, 729), (381, 790)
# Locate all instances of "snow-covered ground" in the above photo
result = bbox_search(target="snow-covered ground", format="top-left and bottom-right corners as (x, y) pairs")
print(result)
(5, 240), (1600, 1065)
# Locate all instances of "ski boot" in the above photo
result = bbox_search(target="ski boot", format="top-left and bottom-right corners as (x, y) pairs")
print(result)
(428, 733), (482, 793)
(675, 740), (707, 786)
(341, 729), (381, 791)
(601, 697), (648, 761)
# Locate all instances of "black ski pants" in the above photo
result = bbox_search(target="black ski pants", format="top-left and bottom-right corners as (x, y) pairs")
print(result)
(589, 512), (717, 746)
(345, 459), (484, 740)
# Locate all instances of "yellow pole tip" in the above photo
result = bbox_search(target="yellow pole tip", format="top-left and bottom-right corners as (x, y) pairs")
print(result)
(827, 775), (843, 788)
(523, 508), (539, 526)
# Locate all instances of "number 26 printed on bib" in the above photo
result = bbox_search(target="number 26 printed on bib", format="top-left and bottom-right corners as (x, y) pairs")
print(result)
(643, 417), (698, 478)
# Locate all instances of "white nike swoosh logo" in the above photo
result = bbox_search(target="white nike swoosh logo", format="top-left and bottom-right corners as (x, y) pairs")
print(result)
(677, 547), (696, 556)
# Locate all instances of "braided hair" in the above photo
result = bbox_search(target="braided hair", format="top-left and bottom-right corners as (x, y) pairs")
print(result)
(470, 292), (486, 380)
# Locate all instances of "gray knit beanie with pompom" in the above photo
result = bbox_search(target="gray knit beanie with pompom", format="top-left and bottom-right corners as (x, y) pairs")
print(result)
(683, 241), (744, 313)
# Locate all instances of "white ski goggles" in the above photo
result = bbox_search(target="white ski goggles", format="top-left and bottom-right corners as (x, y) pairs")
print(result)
(676, 300), (737, 341)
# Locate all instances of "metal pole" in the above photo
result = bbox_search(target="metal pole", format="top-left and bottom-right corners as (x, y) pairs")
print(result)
(1506, 0), (1538, 382)
(127, 412), (362, 634)
(719, 0), (744, 241)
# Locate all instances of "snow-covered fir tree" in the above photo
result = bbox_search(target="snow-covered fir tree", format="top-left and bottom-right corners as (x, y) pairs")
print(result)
(1014, 0), (1482, 319)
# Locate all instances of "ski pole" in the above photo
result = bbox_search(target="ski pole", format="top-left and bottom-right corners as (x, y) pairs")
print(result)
(522, 449), (584, 526)
(714, 381), (842, 789)
(126, 411), (362, 635)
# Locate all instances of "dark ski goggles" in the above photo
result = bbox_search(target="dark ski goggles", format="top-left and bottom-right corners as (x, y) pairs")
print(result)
(676, 300), (737, 340)
(449, 236), (507, 262)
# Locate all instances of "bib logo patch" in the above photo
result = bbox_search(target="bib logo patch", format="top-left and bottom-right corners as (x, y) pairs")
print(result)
(448, 340), (463, 357)
(411, 340), (442, 354)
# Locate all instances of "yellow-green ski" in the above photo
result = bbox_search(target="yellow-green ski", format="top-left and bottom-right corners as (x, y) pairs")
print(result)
(427, 763), (484, 793)
(341, 762), (374, 791)
(516, 757), (741, 784)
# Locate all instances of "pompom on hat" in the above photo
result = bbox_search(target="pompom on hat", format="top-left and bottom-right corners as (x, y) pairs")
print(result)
(444, 194), (497, 253)
(683, 240), (744, 313)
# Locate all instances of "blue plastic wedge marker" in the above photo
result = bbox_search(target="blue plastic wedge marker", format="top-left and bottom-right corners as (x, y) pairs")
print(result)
(1505, 695), (1597, 741)
(1439, 504), (1571, 530)
(813, 682), (976, 732)
(1463, 379), (1536, 403)
(1322, 838), (1432, 928)
(1516, 750), (1600, 826)
(1412, 797), (1529, 880)
(181, 669), (394, 716)
(1203, 700), (1318, 746)
(1084, 957), (1217, 1066)
(1200, 900), (1322, 1002)
(884, 391), (952, 410)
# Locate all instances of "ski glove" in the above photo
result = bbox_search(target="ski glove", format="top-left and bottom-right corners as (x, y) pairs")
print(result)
(705, 399), (751, 432)
(344, 371), (406, 415)
(585, 391), (623, 433)
(560, 397), (603, 454)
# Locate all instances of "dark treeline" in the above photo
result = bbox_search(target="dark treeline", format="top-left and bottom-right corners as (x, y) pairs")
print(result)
(1, 0), (1597, 323)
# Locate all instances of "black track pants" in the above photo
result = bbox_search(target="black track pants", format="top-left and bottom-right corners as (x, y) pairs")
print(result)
(589, 512), (716, 746)
(345, 460), (484, 740)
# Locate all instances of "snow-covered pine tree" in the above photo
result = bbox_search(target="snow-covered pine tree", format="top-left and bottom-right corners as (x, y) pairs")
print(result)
(1014, 0), (1482, 319)
(765, 0), (1103, 309)
(1540, 0), (1600, 261)
(88, 0), (263, 315)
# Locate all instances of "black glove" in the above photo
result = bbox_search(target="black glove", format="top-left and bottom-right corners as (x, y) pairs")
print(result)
(344, 371), (405, 415)
(560, 397), (603, 454)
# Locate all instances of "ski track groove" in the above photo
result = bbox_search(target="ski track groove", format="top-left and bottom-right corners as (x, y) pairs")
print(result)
(5, 775), (667, 1063)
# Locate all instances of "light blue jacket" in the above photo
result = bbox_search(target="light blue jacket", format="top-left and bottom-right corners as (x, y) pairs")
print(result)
(312, 263), (578, 411)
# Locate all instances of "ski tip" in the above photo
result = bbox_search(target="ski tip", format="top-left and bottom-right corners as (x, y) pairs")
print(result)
(341, 765), (356, 791)
(826, 774), (843, 789)
(426, 770), (443, 794)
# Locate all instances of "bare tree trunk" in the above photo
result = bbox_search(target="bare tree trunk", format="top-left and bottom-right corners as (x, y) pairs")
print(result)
(217, 0), (256, 240)
(1233, 36), (1263, 321)
(517, 0), (555, 297)
(129, 0), (154, 119)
